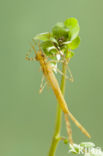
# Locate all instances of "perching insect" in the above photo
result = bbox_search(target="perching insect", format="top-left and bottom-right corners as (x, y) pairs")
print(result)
(25, 42), (91, 144)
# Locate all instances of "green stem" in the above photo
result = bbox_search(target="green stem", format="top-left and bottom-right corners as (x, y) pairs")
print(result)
(48, 61), (67, 156)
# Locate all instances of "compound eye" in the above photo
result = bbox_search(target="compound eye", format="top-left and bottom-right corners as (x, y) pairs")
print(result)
(35, 55), (38, 60)
(41, 53), (45, 58)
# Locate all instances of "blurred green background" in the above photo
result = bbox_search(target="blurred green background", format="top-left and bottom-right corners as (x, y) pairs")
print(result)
(0, 0), (103, 155)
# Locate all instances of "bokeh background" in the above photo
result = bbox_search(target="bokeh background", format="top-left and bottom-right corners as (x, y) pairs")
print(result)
(0, 0), (103, 156)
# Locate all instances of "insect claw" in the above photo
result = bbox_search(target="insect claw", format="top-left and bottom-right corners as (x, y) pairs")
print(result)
(39, 82), (47, 94)
(69, 78), (74, 83)
(39, 88), (42, 94)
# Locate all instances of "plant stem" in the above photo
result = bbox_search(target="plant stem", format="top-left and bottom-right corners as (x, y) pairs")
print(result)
(48, 61), (67, 156)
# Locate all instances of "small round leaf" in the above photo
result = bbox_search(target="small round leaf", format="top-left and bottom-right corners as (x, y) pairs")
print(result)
(64, 17), (80, 40)
(52, 22), (70, 42)
(68, 36), (80, 50)
(33, 32), (51, 41)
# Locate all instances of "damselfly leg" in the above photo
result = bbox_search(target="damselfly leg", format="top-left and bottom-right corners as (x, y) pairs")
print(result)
(39, 75), (47, 94)
(64, 113), (73, 145)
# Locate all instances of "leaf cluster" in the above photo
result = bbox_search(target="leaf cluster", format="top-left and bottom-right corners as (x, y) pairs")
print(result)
(33, 17), (80, 61)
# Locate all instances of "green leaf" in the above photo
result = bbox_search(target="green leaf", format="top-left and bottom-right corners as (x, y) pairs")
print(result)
(63, 40), (72, 45)
(52, 22), (70, 42)
(64, 17), (80, 40)
(68, 36), (80, 50)
(50, 37), (58, 45)
(33, 32), (51, 41)
(40, 41), (58, 56)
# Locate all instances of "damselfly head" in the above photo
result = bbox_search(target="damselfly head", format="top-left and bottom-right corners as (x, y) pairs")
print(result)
(35, 51), (45, 61)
